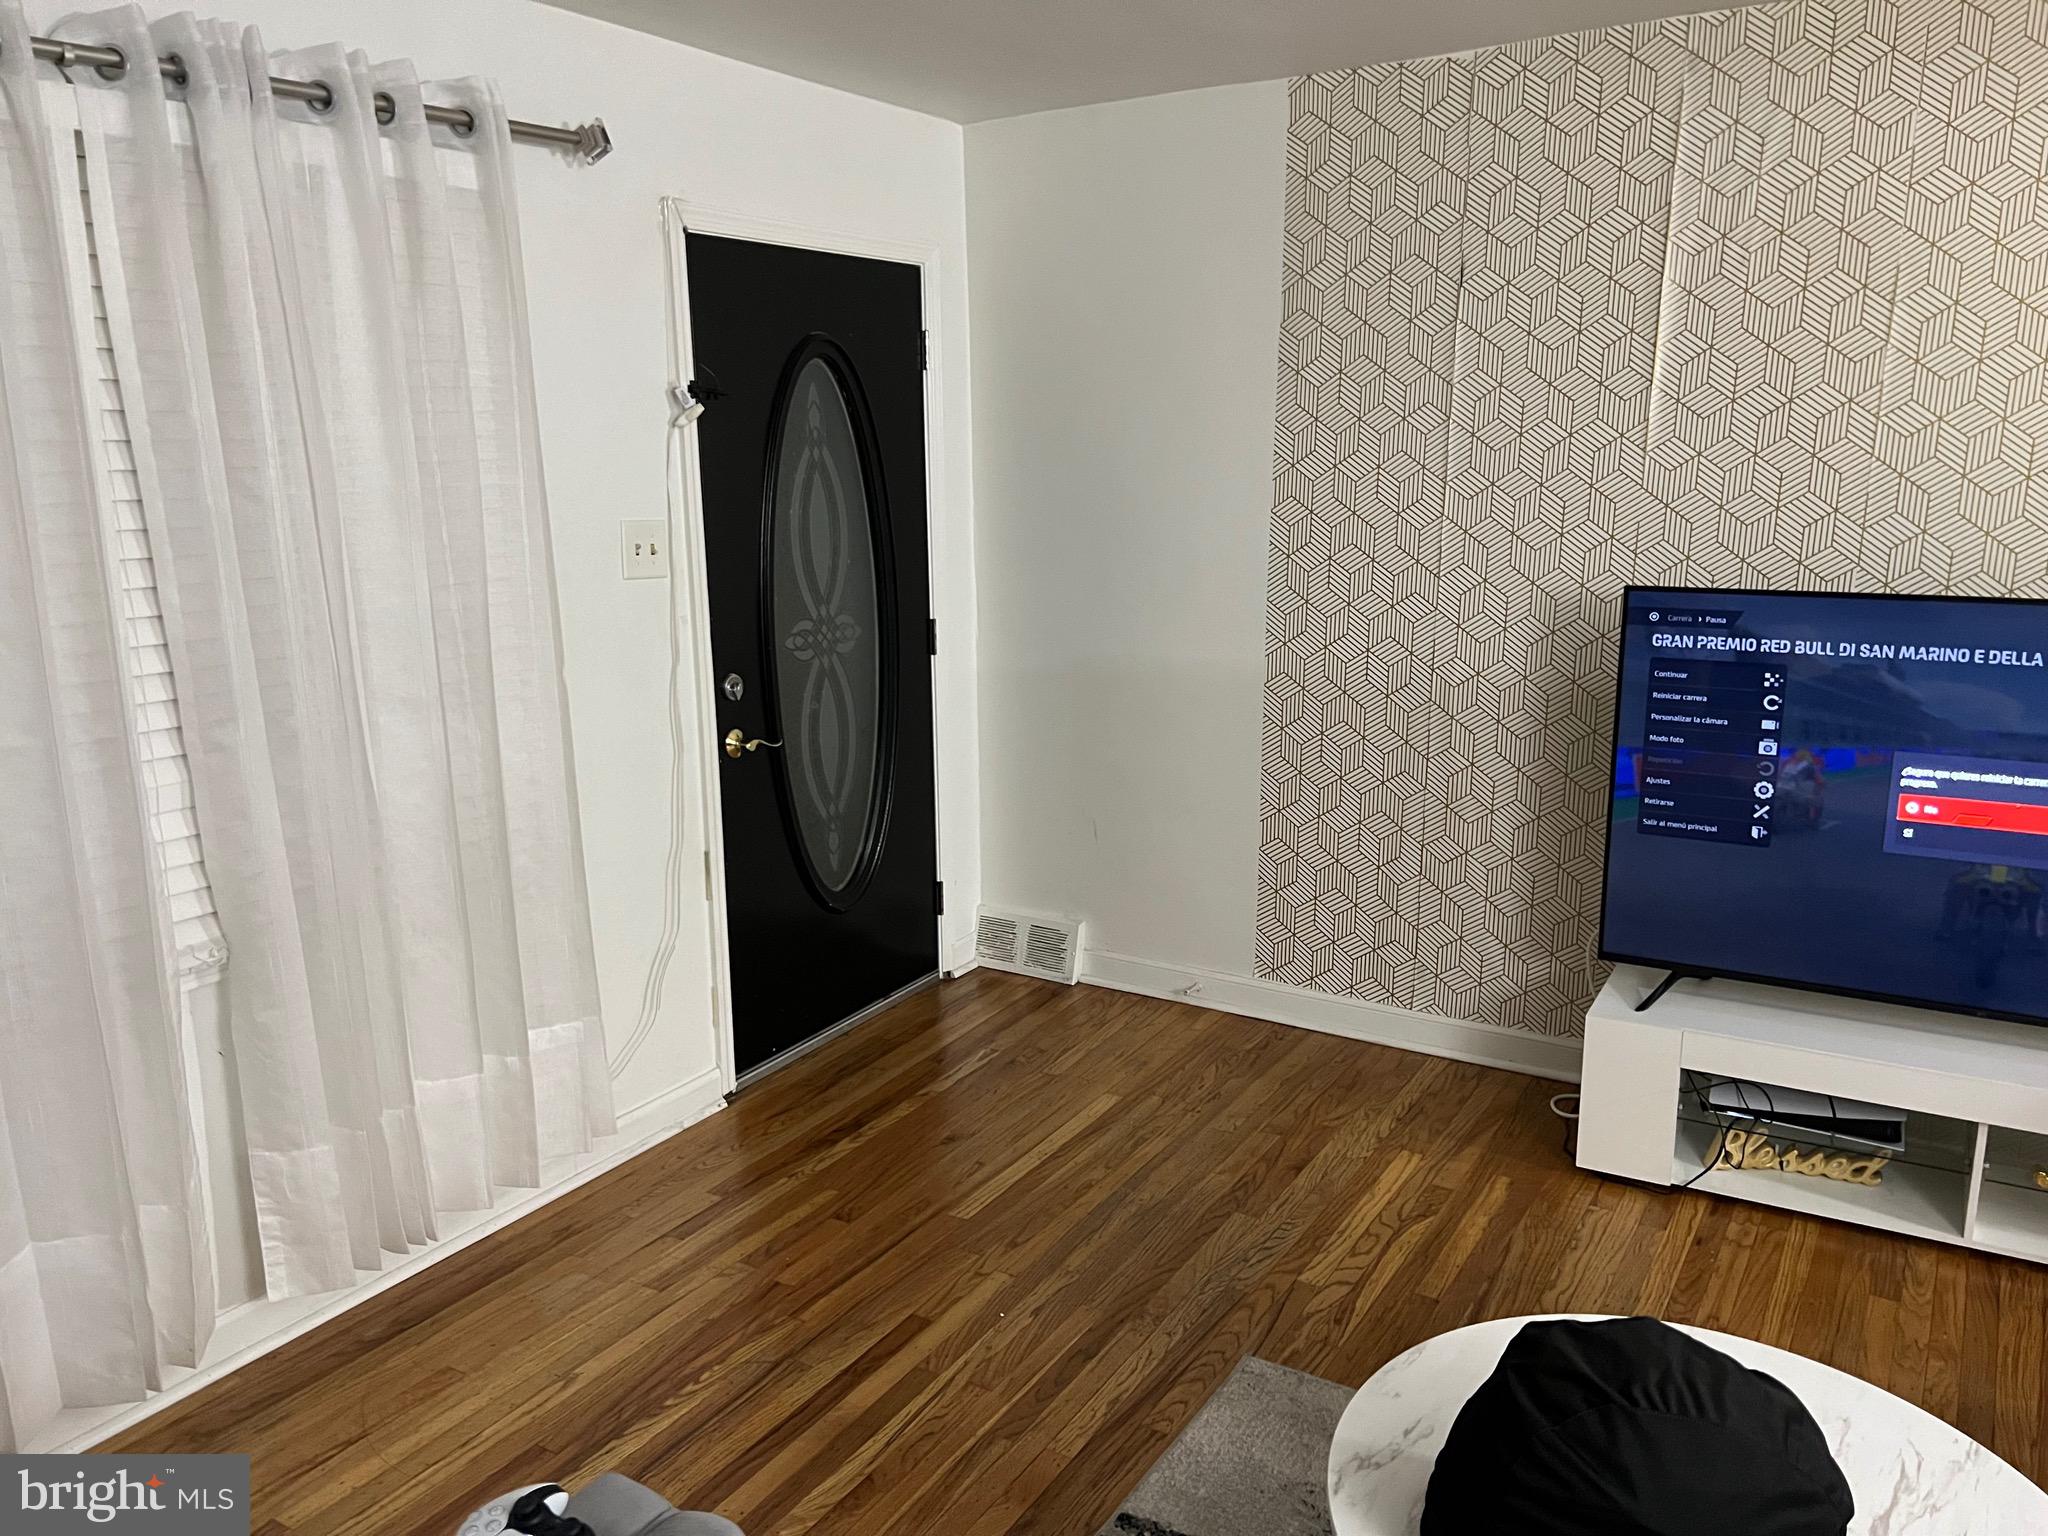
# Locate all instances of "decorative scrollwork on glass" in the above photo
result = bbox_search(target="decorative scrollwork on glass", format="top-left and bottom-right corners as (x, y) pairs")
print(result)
(767, 351), (885, 901)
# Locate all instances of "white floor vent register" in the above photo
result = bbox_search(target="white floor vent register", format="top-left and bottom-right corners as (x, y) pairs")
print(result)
(975, 907), (1083, 985)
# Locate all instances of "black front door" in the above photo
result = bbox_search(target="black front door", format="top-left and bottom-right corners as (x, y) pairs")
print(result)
(687, 234), (938, 1078)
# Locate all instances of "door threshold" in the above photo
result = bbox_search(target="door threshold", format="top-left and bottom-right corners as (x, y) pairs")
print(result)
(733, 970), (941, 1093)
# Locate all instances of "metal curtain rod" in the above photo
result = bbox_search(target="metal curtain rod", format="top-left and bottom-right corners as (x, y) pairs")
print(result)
(22, 33), (612, 162)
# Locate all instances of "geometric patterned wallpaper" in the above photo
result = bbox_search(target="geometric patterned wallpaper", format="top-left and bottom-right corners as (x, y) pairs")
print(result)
(1260, 0), (2048, 1037)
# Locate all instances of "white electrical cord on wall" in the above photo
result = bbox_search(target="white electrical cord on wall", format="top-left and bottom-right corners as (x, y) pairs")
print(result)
(606, 388), (700, 1079)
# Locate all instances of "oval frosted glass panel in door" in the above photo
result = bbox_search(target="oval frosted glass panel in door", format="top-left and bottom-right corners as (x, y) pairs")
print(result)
(767, 351), (889, 904)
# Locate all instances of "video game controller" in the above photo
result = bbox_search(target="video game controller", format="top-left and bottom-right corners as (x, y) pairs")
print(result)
(457, 1483), (590, 1536)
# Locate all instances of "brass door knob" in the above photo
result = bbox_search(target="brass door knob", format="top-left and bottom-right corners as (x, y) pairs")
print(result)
(724, 728), (782, 759)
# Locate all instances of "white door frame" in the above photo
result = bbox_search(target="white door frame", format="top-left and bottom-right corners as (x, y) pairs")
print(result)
(660, 199), (949, 1096)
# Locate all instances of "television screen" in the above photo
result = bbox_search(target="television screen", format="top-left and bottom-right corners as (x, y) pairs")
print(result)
(1600, 587), (2048, 1025)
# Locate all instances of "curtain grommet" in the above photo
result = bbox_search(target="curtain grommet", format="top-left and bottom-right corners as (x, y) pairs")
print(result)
(89, 42), (126, 82)
(306, 80), (336, 114)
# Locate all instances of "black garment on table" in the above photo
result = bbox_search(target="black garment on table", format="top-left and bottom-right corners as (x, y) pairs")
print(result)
(1420, 1316), (1852, 1536)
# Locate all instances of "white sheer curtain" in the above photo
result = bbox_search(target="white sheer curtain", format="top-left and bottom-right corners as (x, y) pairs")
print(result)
(0, 2), (214, 1452)
(0, 1), (611, 1450)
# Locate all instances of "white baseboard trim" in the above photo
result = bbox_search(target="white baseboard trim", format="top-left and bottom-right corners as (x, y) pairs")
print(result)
(47, 1065), (726, 1454)
(1080, 950), (1583, 1083)
(615, 1062), (728, 1138)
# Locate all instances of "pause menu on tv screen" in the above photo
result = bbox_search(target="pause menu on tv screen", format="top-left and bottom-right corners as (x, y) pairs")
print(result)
(1637, 657), (1786, 846)
(1604, 590), (2048, 1021)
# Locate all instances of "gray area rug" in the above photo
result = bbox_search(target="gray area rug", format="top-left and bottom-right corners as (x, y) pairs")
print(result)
(1096, 1356), (1351, 1536)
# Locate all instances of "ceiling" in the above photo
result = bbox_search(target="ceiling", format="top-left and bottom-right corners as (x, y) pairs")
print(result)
(542, 0), (1725, 122)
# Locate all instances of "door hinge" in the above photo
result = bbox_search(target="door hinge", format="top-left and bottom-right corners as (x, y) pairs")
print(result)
(704, 849), (715, 902)
(934, 880), (945, 916)
(920, 329), (929, 371)
(927, 617), (939, 656)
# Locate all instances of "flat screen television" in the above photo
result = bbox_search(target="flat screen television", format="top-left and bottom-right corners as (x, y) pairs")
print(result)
(1600, 586), (2048, 1026)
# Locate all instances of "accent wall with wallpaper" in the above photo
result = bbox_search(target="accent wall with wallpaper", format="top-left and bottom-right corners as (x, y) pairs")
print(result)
(969, 0), (2048, 1059)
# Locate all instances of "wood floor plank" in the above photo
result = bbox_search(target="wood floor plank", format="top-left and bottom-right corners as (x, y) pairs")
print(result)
(98, 970), (2048, 1531)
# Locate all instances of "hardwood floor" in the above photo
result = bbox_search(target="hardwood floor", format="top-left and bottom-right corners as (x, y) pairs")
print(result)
(106, 970), (2048, 1530)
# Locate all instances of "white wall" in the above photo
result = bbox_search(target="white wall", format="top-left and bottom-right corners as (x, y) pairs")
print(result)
(963, 80), (1584, 1081)
(27, 0), (979, 1304)
(966, 83), (1284, 974)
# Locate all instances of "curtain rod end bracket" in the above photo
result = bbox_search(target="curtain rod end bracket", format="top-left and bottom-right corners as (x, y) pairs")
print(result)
(576, 119), (613, 165)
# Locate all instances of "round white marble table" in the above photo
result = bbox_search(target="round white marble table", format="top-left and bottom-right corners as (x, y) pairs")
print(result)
(1328, 1314), (2047, 1535)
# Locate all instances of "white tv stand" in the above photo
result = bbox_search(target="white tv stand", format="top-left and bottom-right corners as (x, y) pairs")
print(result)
(1578, 966), (2048, 1264)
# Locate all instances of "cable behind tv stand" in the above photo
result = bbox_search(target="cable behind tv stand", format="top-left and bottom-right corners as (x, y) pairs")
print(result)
(1579, 965), (2048, 1266)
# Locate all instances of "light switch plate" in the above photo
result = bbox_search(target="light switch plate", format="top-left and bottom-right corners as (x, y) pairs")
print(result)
(621, 519), (669, 579)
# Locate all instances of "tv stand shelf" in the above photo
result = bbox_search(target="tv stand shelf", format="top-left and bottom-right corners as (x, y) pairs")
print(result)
(1578, 966), (2048, 1265)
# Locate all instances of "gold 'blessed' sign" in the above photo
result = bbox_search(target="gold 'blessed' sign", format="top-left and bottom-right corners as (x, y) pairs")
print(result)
(1708, 1128), (1889, 1186)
